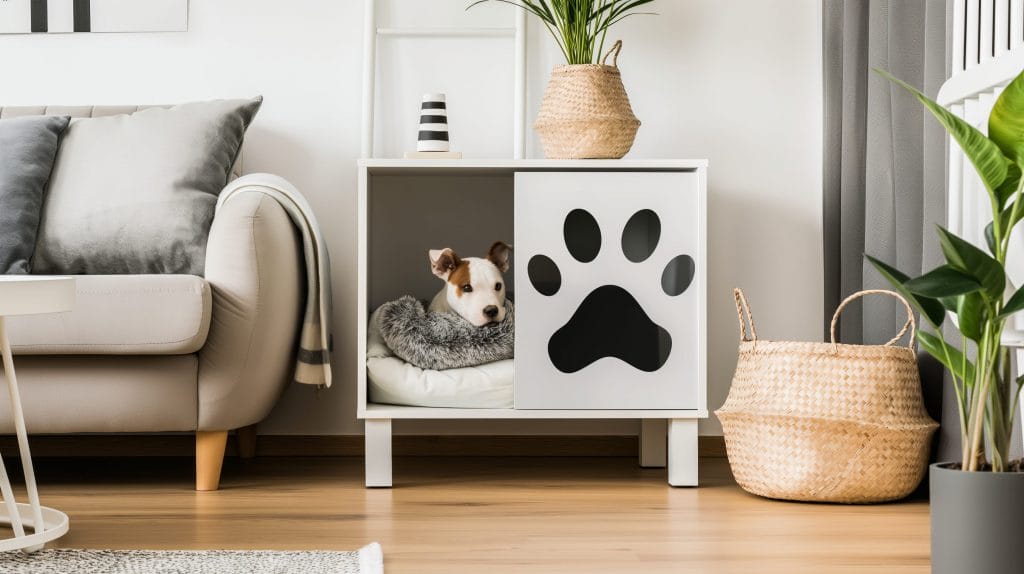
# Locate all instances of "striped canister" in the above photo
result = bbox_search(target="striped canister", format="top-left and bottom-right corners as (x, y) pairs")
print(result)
(417, 93), (450, 152)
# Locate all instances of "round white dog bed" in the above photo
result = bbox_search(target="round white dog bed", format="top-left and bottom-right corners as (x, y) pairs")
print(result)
(367, 308), (513, 408)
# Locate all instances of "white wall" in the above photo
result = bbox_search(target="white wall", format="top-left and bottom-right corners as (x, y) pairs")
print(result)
(0, 0), (822, 436)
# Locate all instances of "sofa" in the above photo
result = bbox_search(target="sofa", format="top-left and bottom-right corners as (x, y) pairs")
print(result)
(0, 105), (305, 491)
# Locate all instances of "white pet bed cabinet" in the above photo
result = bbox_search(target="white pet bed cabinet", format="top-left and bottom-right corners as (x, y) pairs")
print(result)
(358, 2), (706, 487)
(357, 159), (708, 487)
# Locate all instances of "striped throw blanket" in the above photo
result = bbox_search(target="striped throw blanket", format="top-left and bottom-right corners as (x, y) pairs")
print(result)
(218, 174), (333, 387)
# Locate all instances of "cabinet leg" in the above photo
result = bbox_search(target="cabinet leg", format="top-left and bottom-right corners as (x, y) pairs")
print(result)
(668, 419), (698, 487)
(639, 419), (667, 468)
(365, 419), (392, 488)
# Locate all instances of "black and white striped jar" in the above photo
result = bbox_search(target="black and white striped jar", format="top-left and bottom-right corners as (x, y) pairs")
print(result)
(417, 93), (450, 152)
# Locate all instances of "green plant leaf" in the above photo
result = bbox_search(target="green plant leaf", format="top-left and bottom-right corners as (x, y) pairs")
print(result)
(985, 220), (998, 255)
(865, 255), (946, 327)
(956, 293), (986, 341)
(904, 265), (982, 298)
(468, 0), (554, 23)
(875, 68), (1012, 201)
(994, 163), (1022, 207)
(999, 284), (1024, 318)
(939, 296), (960, 311)
(470, 0), (656, 64)
(989, 69), (1024, 167)
(984, 201), (1024, 256)
(918, 329), (975, 384)
(936, 226), (1006, 298)
(592, 0), (655, 22)
(1001, 201), (1024, 236)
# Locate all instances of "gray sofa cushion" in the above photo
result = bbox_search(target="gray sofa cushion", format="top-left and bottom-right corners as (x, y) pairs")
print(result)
(0, 115), (70, 274)
(32, 97), (262, 275)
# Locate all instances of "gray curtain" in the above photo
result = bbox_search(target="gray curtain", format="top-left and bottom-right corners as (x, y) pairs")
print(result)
(823, 0), (955, 459)
(824, 0), (949, 345)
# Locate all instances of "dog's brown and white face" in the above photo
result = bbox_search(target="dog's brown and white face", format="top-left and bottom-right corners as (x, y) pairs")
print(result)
(428, 241), (511, 327)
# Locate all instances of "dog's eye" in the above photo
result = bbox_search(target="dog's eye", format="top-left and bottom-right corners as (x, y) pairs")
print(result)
(495, 282), (503, 291)
(462, 284), (473, 293)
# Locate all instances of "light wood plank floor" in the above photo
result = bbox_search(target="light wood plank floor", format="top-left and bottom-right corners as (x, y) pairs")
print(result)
(5, 456), (929, 573)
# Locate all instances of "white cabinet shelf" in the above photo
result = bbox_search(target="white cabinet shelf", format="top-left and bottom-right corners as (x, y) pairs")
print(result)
(363, 404), (709, 420)
(359, 158), (708, 172)
(356, 160), (707, 487)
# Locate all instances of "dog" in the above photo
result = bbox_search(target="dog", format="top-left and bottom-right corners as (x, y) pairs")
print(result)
(428, 241), (512, 327)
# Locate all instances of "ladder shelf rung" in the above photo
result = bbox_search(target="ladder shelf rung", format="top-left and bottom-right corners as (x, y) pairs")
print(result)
(377, 26), (516, 38)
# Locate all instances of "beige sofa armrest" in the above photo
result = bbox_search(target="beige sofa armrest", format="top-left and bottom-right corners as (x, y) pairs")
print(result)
(197, 189), (304, 431)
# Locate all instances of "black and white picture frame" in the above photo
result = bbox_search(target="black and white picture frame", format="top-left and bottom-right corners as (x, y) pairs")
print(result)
(0, 0), (188, 34)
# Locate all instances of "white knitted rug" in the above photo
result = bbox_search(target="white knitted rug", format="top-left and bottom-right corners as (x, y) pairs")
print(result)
(0, 543), (383, 574)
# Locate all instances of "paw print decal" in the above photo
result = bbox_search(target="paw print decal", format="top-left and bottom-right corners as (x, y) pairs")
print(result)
(527, 208), (695, 373)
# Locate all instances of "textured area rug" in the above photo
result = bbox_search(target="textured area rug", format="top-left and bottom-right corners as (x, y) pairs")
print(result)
(0, 543), (383, 574)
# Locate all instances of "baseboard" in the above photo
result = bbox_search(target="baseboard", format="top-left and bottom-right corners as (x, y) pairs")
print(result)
(0, 434), (727, 458)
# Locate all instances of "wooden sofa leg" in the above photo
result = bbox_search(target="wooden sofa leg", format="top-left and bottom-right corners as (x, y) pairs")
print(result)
(196, 430), (228, 491)
(237, 424), (258, 459)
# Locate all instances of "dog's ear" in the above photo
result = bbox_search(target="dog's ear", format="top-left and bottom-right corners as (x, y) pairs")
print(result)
(486, 241), (512, 273)
(429, 248), (460, 280)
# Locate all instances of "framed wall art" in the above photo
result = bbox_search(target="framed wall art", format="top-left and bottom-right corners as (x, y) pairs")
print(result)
(0, 0), (187, 34)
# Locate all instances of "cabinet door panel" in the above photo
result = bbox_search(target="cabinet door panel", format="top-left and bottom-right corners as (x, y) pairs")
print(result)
(514, 172), (704, 409)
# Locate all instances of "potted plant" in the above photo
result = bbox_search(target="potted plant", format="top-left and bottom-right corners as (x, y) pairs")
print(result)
(468, 0), (654, 159)
(867, 68), (1024, 574)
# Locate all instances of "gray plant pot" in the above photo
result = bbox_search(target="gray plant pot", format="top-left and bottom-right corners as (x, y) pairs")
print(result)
(930, 462), (1024, 574)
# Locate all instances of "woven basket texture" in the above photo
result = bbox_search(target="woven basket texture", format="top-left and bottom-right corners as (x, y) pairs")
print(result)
(534, 41), (640, 159)
(717, 289), (939, 503)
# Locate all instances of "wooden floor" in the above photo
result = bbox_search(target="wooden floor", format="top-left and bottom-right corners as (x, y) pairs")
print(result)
(4, 456), (929, 573)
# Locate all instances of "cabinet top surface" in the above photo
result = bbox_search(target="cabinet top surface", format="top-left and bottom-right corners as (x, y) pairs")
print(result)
(359, 158), (708, 172)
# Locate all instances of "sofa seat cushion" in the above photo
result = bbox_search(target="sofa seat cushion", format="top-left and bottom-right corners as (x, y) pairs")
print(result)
(6, 275), (211, 355)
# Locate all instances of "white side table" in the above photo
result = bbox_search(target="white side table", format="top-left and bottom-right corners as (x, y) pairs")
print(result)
(0, 277), (75, 552)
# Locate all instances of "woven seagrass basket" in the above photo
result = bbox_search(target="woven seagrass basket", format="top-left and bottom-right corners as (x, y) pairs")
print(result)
(534, 41), (640, 159)
(716, 288), (939, 504)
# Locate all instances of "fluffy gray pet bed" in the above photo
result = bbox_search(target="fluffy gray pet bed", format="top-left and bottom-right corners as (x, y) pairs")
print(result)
(376, 296), (514, 370)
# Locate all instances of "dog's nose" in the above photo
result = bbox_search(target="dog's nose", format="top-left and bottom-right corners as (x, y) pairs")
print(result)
(484, 305), (499, 318)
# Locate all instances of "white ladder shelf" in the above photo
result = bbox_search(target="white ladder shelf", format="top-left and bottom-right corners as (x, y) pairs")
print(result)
(359, 0), (527, 160)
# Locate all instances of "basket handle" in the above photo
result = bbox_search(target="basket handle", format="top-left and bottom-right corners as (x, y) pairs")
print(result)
(733, 288), (758, 348)
(830, 289), (916, 350)
(602, 40), (623, 67)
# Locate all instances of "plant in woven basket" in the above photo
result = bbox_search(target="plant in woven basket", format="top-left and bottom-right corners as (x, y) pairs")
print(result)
(467, 0), (654, 159)
(866, 68), (1024, 473)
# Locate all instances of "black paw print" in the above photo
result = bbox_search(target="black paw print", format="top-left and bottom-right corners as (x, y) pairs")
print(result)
(527, 208), (695, 374)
